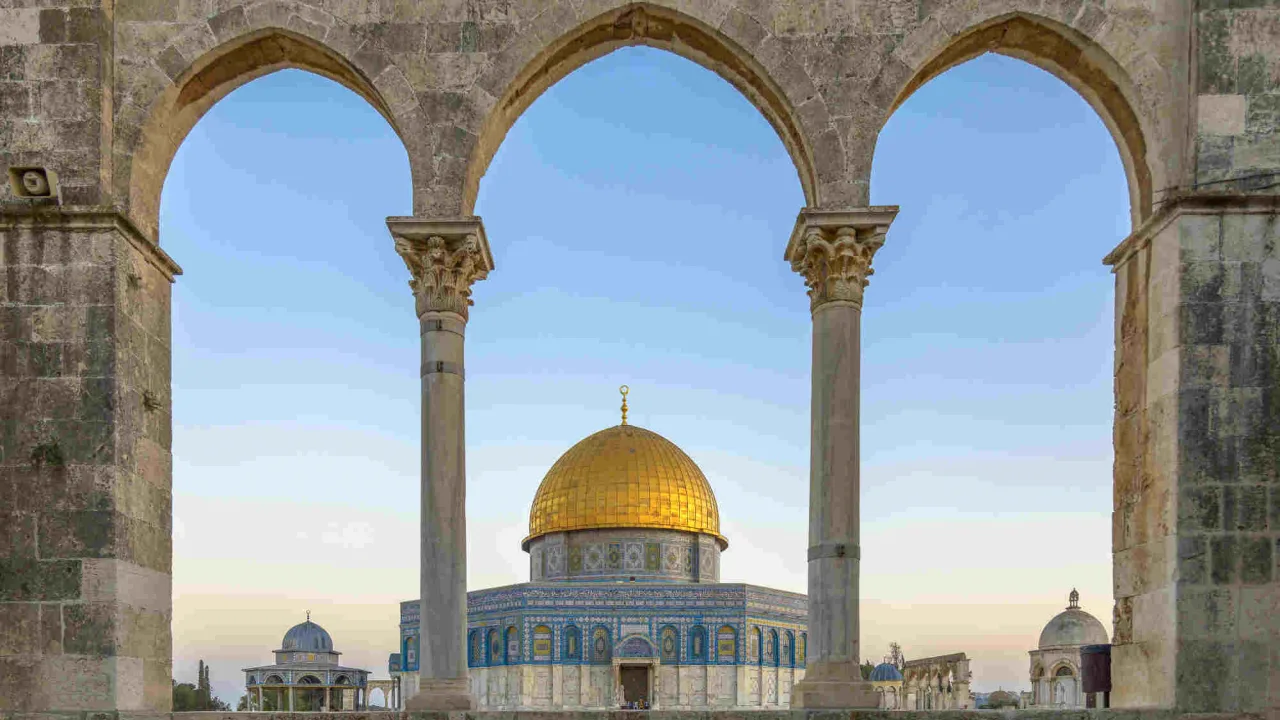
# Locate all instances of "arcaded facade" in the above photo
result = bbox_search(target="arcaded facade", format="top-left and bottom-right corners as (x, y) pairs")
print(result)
(392, 402), (808, 709)
(2, 0), (1278, 714)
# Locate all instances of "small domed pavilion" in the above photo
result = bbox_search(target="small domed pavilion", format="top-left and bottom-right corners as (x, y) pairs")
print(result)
(1028, 589), (1109, 707)
(244, 614), (371, 711)
(868, 662), (904, 708)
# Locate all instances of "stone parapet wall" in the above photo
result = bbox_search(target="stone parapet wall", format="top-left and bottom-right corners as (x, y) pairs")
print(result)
(9, 709), (1273, 720)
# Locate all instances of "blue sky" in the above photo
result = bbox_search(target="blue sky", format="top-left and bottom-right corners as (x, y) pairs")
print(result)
(162, 48), (1128, 702)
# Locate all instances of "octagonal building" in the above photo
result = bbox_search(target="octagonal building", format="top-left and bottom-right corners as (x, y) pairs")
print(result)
(393, 396), (807, 709)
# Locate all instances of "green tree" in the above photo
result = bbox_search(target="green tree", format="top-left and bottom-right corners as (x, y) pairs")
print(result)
(172, 682), (199, 711)
(860, 659), (876, 680)
(172, 660), (230, 711)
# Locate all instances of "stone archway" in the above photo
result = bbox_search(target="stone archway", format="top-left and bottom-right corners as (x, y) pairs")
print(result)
(117, 3), (424, 243)
(460, 3), (822, 213)
(1, 1), (1274, 715)
(878, 11), (1155, 227)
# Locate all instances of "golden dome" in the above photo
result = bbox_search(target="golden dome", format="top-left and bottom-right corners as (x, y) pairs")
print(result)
(523, 423), (727, 549)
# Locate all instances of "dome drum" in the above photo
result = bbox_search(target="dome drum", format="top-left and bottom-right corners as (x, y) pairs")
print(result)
(528, 527), (721, 584)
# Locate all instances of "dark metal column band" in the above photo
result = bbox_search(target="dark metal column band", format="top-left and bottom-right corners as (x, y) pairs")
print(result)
(421, 360), (465, 377)
(421, 317), (465, 335)
(807, 542), (859, 561)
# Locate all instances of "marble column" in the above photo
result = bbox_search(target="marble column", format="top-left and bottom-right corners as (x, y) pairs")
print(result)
(389, 217), (494, 711)
(786, 208), (897, 709)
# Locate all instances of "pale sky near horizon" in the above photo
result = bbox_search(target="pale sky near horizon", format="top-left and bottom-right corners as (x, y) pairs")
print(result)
(162, 47), (1128, 704)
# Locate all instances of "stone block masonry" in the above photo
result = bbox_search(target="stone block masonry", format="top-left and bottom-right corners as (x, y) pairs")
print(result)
(1, 209), (179, 712)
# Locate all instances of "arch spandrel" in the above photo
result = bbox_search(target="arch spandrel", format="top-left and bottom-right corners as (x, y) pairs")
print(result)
(867, 5), (1186, 227)
(454, 1), (825, 215)
(116, 1), (423, 242)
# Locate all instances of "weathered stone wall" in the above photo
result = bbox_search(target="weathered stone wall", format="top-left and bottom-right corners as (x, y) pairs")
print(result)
(4, 0), (1190, 240)
(1107, 195), (1280, 712)
(0, 209), (177, 712)
(0, 4), (109, 206)
(1195, 4), (1280, 192)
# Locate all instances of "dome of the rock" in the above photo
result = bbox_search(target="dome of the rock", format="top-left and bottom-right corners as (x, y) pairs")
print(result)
(523, 423), (726, 549)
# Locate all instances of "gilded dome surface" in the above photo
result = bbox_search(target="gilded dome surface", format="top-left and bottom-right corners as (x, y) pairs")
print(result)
(524, 423), (726, 549)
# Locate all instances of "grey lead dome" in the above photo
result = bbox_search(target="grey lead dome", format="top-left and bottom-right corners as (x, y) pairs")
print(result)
(1038, 608), (1109, 649)
(280, 620), (334, 652)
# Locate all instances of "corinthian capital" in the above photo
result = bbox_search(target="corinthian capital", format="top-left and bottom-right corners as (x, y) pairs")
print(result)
(784, 207), (898, 311)
(387, 217), (495, 320)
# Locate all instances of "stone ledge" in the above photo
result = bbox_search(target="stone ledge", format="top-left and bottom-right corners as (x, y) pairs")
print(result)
(1102, 191), (1280, 268)
(0, 205), (184, 280)
(0, 710), (1264, 720)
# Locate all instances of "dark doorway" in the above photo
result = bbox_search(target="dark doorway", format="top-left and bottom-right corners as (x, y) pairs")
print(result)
(620, 665), (649, 706)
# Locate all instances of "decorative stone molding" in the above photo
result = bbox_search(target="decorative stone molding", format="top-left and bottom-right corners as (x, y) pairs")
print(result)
(784, 207), (898, 311)
(387, 216), (495, 320)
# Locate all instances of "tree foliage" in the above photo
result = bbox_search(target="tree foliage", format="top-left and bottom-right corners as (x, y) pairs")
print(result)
(172, 660), (230, 711)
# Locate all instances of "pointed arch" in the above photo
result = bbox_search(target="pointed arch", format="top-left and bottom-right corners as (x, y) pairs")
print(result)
(504, 625), (521, 664)
(461, 2), (819, 214)
(563, 624), (582, 662)
(122, 5), (419, 242)
(879, 12), (1152, 226)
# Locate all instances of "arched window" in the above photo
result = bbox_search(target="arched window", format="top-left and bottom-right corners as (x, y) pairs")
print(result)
(404, 636), (417, 669)
(1055, 665), (1074, 677)
(505, 626), (520, 664)
(468, 630), (482, 667)
(797, 633), (806, 666)
(563, 625), (581, 661)
(488, 628), (502, 665)
(660, 625), (679, 664)
(750, 626), (762, 664)
(533, 625), (552, 662)
(783, 630), (794, 667)
(717, 625), (736, 663)
(591, 626), (611, 664)
(769, 629), (780, 667)
(689, 625), (707, 662)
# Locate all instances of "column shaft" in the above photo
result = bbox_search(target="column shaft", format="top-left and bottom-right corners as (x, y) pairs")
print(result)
(418, 312), (470, 705)
(807, 301), (862, 668)
(785, 208), (896, 709)
(390, 218), (493, 711)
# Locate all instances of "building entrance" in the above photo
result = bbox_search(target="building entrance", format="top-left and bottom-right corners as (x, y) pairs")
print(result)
(619, 666), (649, 707)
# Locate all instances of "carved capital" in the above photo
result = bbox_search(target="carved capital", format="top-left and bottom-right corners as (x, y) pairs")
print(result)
(387, 216), (495, 320)
(784, 207), (898, 311)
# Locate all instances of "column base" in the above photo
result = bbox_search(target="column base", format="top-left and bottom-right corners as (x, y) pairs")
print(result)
(405, 678), (474, 711)
(791, 661), (880, 709)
